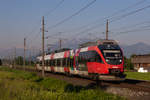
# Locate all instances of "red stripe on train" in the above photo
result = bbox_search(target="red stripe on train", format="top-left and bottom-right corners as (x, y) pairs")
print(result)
(64, 67), (70, 72)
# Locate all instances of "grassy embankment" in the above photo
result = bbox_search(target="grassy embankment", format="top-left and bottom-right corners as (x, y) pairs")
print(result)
(0, 66), (126, 100)
(125, 71), (150, 81)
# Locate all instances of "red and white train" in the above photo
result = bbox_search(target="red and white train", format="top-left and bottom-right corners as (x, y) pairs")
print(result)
(36, 39), (126, 80)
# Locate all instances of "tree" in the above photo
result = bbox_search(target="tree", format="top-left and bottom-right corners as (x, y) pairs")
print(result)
(15, 56), (23, 65)
(15, 56), (35, 66)
(0, 59), (2, 66)
(124, 56), (134, 70)
(131, 54), (136, 58)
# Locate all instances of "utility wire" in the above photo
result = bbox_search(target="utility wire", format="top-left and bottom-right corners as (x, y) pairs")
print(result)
(111, 20), (150, 31)
(27, 0), (96, 50)
(73, 4), (150, 37)
(107, 0), (147, 20)
(45, 0), (65, 17)
(111, 25), (150, 37)
(113, 28), (150, 37)
(24, 23), (41, 39)
(110, 5), (150, 23)
(25, 0), (65, 50)
(57, 0), (148, 48)
(27, 0), (144, 47)
(24, 0), (65, 42)
(47, 0), (96, 30)
(63, 0), (147, 33)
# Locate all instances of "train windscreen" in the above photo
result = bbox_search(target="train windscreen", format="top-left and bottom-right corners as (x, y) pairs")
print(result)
(98, 44), (123, 65)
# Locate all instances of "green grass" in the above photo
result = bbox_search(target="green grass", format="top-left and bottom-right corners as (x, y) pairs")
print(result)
(125, 71), (150, 81)
(0, 66), (126, 100)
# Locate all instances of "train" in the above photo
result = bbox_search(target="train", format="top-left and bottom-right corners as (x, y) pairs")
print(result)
(36, 39), (126, 81)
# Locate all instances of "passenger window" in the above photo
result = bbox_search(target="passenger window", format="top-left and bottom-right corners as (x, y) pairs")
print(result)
(63, 58), (66, 67)
(88, 51), (103, 63)
(57, 59), (61, 67)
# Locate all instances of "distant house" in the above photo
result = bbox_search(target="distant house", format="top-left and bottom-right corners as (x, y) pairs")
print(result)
(131, 54), (150, 72)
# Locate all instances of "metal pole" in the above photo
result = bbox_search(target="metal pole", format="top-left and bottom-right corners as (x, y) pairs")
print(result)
(106, 19), (109, 40)
(42, 16), (45, 77)
(14, 47), (16, 68)
(59, 39), (62, 49)
(29, 51), (32, 66)
(24, 38), (26, 70)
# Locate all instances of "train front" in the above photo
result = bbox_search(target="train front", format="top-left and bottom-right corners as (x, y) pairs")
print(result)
(97, 41), (126, 80)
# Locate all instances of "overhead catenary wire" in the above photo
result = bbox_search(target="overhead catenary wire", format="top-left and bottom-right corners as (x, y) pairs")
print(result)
(47, 0), (96, 30)
(116, 25), (150, 33)
(26, 0), (150, 53)
(111, 25), (150, 37)
(111, 28), (150, 37)
(110, 4), (150, 23)
(71, 4), (150, 38)
(111, 20), (150, 31)
(28, 0), (145, 48)
(45, 0), (65, 17)
(63, 0), (147, 34)
(106, 0), (147, 20)
(27, 0), (96, 52)
(24, 0), (65, 49)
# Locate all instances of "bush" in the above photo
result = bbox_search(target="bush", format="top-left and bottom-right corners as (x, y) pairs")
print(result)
(124, 57), (134, 70)
(0, 59), (2, 66)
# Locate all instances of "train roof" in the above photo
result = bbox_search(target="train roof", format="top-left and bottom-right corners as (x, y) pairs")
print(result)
(79, 39), (118, 48)
(37, 39), (120, 60)
(46, 48), (71, 55)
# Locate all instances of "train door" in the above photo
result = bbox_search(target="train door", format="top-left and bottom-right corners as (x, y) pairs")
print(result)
(87, 51), (105, 74)
(78, 52), (88, 71)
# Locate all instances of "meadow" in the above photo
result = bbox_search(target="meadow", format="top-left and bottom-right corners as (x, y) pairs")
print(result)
(0, 66), (126, 100)
(125, 71), (150, 81)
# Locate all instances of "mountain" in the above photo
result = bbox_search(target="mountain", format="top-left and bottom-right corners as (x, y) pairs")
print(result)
(1, 41), (150, 59)
(121, 42), (150, 58)
(63, 40), (150, 58)
(50, 41), (150, 58)
(0, 48), (39, 60)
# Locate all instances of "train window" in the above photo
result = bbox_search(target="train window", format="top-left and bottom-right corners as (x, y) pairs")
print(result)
(54, 60), (56, 66)
(54, 59), (57, 66)
(49, 60), (52, 66)
(57, 59), (61, 67)
(46, 60), (48, 66)
(67, 58), (70, 67)
(44, 60), (46, 66)
(48, 60), (50, 66)
(70, 58), (74, 67)
(66, 58), (68, 67)
(40, 61), (42, 66)
(79, 52), (89, 64)
(51, 60), (53, 66)
(50, 60), (52, 66)
(63, 58), (66, 67)
(51, 60), (54, 66)
(59, 59), (61, 66)
(60, 58), (63, 67)
(78, 56), (81, 64)
(45, 60), (47, 66)
(95, 54), (102, 63)
(36, 61), (39, 64)
(46, 60), (49, 66)
(87, 51), (103, 63)
(53, 60), (54, 66)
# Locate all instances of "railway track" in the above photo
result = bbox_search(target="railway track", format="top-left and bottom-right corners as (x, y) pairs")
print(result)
(101, 79), (150, 92)
(14, 67), (150, 93)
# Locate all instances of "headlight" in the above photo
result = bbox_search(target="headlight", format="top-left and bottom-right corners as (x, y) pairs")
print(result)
(119, 59), (122, 62)
(106, 59), (109, 62)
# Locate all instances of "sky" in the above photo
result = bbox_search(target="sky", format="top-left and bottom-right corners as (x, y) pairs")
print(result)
(0, 0), (150, 50)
